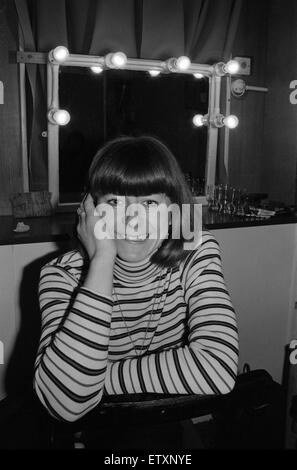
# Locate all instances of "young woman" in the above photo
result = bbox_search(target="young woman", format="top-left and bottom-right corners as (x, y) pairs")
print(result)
(34, 135), (238, 446)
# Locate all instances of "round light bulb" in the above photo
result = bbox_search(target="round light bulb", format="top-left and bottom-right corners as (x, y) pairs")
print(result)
(192, 114), (205, 127)
(53, 109), (70, 126)
(52, 46), (69, 63)
(193, 73), (204, 79)
(111, 52), (127, 67)
(91, 66), (103, 74)
(224, 115), (239, 129)
(176, 56), (191, 71)
(149, 70), (161, 77)
(225, 60), (240, 75)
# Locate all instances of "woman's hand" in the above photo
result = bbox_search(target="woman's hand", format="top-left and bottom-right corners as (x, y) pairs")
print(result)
(76, 194), (117, 262)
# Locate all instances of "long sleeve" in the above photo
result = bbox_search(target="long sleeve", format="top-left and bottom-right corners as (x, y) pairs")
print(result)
(34, 264), (113, 422)
(104, 236), (238, 396)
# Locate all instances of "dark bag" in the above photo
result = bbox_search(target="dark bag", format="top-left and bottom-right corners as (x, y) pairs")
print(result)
(209, 365), (285, 449)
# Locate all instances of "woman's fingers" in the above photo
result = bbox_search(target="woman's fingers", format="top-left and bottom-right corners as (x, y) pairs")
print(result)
(77, 193), (94, 218)
(77, 206), (85, 216)
(77, 193), (117, 259)
(82, 193), (95, 214)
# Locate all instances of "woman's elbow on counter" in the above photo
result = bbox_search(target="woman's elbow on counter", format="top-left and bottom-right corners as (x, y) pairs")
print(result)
(191, 374), (237, 397)
(189, 345), (238, 396)
(217, 375), (237, 395)
(212, 357), (238, 396)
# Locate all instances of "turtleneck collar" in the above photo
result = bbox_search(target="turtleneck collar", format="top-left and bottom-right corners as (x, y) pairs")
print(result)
(114, 252), (163, 284)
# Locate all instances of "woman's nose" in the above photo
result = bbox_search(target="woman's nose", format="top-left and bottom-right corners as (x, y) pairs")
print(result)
(126, 214), (138, 228)
(125, 212), (149, 234)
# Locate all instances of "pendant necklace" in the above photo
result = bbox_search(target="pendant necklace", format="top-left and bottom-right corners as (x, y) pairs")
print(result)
(113, 271), (167, 357)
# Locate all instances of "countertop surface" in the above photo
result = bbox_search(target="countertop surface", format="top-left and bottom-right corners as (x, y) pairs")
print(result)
(0, 208), (297, 246)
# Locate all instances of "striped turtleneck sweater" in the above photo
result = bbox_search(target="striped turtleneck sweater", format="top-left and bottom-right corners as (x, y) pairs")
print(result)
(34, 231), (238, 422)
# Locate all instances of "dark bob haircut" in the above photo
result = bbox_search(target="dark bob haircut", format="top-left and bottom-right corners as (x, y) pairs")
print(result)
(87, 135), (197, 268)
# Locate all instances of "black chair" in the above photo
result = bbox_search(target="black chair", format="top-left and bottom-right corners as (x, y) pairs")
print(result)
(47, 368), (285, 449)
(0, 369), (284, 449)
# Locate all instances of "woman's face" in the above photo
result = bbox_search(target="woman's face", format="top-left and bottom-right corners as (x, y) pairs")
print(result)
(97, 193), (171, 262)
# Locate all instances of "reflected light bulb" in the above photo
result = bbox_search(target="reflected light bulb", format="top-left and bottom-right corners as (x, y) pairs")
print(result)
(51, 109), (70, 126)
(192, 114), (205, 127)
(52, 46), (69, 62)
(91, 66), (103, 74)
(111, 52), (127, 67)
(193, 73), (204, 79)
(225, 60), (240, 75)
(224, 115), (239, 129)
(176, 56), (191, 71)
(149, 70), (161, 77)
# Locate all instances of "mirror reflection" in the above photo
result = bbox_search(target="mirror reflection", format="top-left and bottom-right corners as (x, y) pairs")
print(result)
(58, 67), (209, 203)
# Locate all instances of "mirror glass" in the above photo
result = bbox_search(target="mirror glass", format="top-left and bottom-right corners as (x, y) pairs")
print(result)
(58, 67), (209, 204)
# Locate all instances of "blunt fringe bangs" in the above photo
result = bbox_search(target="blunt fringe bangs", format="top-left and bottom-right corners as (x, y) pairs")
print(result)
(88, 135), (197, 269)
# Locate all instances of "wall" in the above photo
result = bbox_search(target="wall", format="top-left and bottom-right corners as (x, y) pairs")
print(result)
(262, 0), (297, 205)
(224, 0), (269, 193)
(213, 224), (297, 383)
(226, 0), (297, 206)
(0, 1), (23, 215)
(0, 241), (69, 401)
(0, 245), (15, 399)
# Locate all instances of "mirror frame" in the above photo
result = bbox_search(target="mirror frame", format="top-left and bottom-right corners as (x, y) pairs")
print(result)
(46, 53), (223, 211)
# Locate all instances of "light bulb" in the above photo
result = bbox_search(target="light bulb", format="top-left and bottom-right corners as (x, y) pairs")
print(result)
(175, 56), (191, 71)
(192, 114), (207, 127)
(48, 109), (71, 126)
(224, 60), (240, 75)
(193, 73), (204, 79)
(215, 60), (240, 77)
(149, 70), (161, 77)
(51, 46), (69, 63)
(224, 115), (239, 129)
(108, 52), (127, 68)
(166, 56), (191, 72)
(91, 66), (103, 74)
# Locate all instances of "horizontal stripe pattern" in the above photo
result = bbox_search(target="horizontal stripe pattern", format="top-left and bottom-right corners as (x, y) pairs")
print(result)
(34, 231), (238, 422)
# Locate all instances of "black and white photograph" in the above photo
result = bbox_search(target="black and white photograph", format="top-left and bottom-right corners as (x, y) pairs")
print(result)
(0, 0), (296, 455)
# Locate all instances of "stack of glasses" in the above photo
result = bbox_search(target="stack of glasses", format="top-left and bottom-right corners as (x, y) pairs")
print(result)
(205, 185), (274, 219)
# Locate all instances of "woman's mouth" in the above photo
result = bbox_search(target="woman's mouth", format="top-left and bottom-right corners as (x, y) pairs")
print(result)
(124, 234), (148, 242)
(115, 231), (149, 241)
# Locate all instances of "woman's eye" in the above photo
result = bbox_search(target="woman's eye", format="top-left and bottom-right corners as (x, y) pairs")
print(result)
(143, 200), (158, 207)
(107, 198), (120, 206)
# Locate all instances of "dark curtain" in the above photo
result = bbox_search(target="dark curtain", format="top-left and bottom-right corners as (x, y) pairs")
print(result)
(14, 0), (242, 190)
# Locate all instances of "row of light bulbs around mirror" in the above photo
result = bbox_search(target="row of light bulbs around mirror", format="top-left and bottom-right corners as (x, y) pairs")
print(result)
(47, 46), (240, 129)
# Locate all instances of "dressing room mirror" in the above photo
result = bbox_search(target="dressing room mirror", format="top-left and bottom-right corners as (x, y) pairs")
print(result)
(58, 67), (209, 204)
(46, 52), (226, 210)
